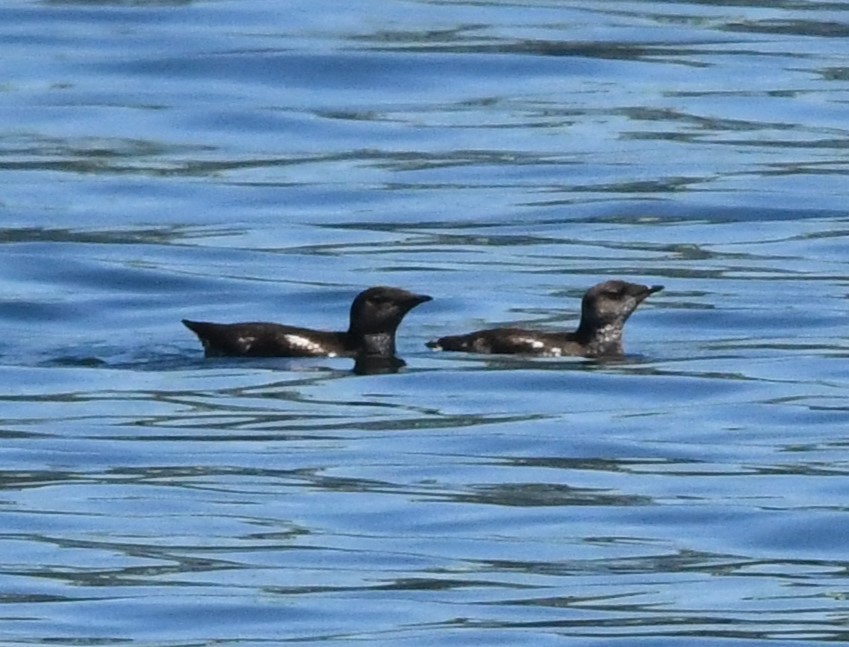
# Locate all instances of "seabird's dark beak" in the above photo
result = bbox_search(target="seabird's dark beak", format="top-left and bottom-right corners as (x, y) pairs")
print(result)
(410, 293), (433, 306)
(633, 284), (663, 303)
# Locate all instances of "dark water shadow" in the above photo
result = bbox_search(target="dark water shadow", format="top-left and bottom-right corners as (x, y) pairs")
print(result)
(41, 349), (413, 376)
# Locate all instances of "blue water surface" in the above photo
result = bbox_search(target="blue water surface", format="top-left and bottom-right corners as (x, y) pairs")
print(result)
(2, 1), (849, 645)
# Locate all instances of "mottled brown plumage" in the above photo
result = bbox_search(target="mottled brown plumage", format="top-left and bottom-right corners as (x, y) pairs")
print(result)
(427, 280), (662, 357)
(184, 286), (431, 358)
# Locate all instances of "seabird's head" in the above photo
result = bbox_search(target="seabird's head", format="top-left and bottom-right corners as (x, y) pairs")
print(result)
(349, 286), (433, 336)
(580, 280), (663, 331)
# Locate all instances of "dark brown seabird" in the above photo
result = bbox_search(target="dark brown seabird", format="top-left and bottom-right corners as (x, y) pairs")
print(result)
(426, 280), (663, 357)
(183, 286), (432, 358)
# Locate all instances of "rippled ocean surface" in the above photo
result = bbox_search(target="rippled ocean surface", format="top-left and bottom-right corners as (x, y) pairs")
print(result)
(3, 1), (849, 645)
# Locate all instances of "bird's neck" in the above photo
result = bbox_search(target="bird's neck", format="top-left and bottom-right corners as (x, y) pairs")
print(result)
(349, 330), (396, 357)
(575, 321), (624, 356)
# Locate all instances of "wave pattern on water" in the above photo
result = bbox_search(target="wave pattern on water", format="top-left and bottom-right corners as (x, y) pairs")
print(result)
(2, 0), (849, 645)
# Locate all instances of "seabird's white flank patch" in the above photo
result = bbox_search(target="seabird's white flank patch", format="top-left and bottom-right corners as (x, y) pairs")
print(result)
(517, 337), (562, 357)
(237, 336), (256, 352)
(283, 334), (326, 356)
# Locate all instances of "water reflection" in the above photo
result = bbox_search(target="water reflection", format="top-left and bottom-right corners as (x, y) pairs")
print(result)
(446, 482), (653, 508)
(44, 0), (193, 6)
(353, 354), (406, 375)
